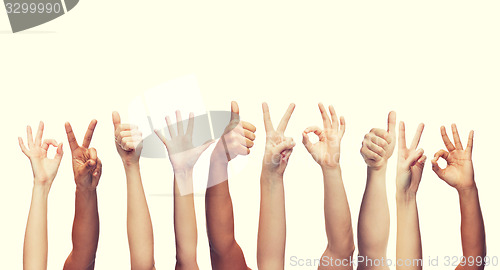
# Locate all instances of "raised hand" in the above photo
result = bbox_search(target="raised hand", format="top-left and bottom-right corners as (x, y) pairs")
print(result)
(19, 121), (64, 187)
(302, 103), (345, 169)
(360, 111), (397, 169)
(431, 124), (475, 191)
(155, 110), (214, 173)
(262, 102), (296, 176)
(211, 101), (257, 164)
(20, 121), (64, 270)
(396, 122), (426, 197)
(65, 120), (102, 191)
(113, 111), (142, 167)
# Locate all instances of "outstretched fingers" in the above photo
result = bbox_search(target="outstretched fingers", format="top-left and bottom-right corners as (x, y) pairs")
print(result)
(440, 126), (455, 152)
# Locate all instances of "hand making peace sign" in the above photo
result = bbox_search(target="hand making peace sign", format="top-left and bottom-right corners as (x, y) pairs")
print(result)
(65, 120), (102, 191)
(262, 102), (296, 176)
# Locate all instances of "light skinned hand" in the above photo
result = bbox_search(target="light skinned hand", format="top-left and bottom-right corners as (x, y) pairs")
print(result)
(65, 120), (102, 191)
(112, 111), (143, 166)
(431, 124), (475, 191)
(211, 101), (257, 164)
(302, 103), (345, 170)
(360, 111), (397, 169)
(19, 121), (64, 187)
(262, 102), (296, 176)
(155, 110), (214, 173)
(396, 121), (426, 196)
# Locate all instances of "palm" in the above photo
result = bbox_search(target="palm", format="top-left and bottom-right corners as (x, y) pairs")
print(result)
(311, 130), (341, 166)
(438, 150), (474, 189)
(264, 131), (291, 174)
(156, 111), (213, 173)
(168, 136), (203, 171)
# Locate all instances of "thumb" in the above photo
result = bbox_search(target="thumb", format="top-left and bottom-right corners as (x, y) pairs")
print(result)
(82, 159), (96, 174)
(112, 111), (121, 129)
(431, 157), (446, 179)
(302, 132), (313, 153)
(275, 138), (296, 155)
(387, 111), (396, 135)
(230, 101), (240, 121)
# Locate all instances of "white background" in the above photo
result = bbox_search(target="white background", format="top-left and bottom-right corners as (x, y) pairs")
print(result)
(1, 1), (499, 269)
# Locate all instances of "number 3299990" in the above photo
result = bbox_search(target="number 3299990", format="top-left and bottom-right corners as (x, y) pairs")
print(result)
(5, 2), (63, 14)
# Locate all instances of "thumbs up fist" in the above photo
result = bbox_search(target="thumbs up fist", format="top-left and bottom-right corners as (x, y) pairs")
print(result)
(211, 101), (257, 164)
(112, 111), (143, 167)
(360, 111), (397, 169)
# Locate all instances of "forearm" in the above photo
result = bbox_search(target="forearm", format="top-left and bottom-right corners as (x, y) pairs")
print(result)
(174, 170), (199, 269)
(358, 166), (390, 259)
(24, 184), (50, 270)
(457, 187), (486, 269)
(322, 167), (354, 258)
(205, 159), (236, 254)
(125, 164), (155, 269)
(257, 170), (286, 270)
(64, 187), (99, 269)
(396, 193), (422, 270)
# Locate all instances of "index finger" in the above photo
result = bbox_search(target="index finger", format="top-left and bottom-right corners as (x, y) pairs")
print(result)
(399, 121), (407, 150)
(65, 122), (79, 151)
(262, 102), (274, 133)
(277, 103), (295, 133)
(440, 126), (456, 151)
(82, 119), (98, 148)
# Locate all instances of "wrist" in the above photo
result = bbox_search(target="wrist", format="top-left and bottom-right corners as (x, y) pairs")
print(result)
(124, 162), (140, 172)
(210, 153), (229, 167)
(75, 184), (97, 193)
(32, 183), (51, 197)
(396, 190), (417, 205)
(122, 159), (140, 168)
(457, 184), (478, 197)
(261, 169), (284, 185)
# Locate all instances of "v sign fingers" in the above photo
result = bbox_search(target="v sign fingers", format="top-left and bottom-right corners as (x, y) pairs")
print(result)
(67, 119), (102, 191)
(262, 102), (296, 176)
